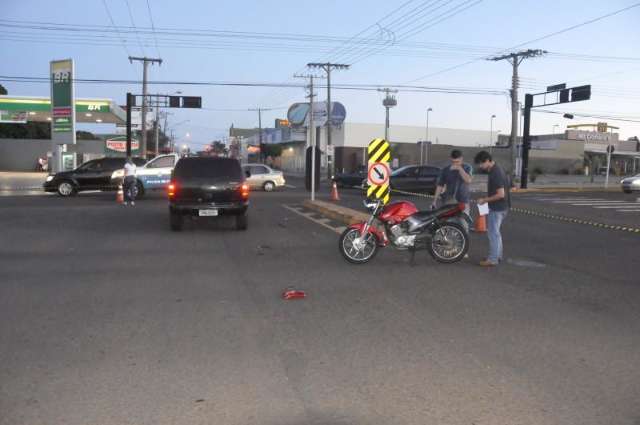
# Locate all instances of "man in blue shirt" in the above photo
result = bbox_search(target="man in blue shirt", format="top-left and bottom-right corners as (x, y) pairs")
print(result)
(475, 150), (510, 267)
(432, 149), (473, 231)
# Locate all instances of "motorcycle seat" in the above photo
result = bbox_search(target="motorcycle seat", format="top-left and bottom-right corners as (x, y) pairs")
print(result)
(411, 204), (461, 221)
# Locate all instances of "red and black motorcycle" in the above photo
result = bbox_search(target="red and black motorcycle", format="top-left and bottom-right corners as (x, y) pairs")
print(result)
(338, 199), (471, 264)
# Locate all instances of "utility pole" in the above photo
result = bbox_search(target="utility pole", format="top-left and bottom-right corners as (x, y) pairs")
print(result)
(294, 73), (325, 200)
(248, 108), (267, 163)
(377, 88), (398, 141)
(487, 49), (545, 179)
(129, 56), (162, 158)
(307, 62), (349, 179)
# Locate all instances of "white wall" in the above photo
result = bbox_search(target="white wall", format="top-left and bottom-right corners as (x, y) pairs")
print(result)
(340, 122), (493, 148)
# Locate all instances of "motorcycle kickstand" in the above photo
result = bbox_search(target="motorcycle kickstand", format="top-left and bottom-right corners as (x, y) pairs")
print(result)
(408, 247), (417, 267)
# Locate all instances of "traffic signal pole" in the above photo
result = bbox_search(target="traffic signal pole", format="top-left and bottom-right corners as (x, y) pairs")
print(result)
(126, 92), (133, 157)
(520, 94), (533, 189)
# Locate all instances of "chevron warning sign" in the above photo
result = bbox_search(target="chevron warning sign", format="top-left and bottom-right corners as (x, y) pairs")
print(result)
(366, 138), (391, 204)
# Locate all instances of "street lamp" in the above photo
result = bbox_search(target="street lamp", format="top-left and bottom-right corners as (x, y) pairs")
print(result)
(489, 114), (496, 153)
(423, 107), (433, 165)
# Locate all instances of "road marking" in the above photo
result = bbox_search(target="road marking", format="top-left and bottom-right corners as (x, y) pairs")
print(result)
(616, 209), (640, 212)
(282, 204), (343, 234)
(571, 202), (633, 206)
(593, 205), (640, 209)
(285, 184), (297, 189)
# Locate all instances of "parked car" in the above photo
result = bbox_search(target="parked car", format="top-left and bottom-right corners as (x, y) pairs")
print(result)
(241, 163), (285, 192)
(168, 157), (250, 231)
(362, 165), (442, 194)
(44, 157), (145, 197)
(621, 174), (640, 193)
(333, 166), (366, 188)
(111, 153), (180, 199)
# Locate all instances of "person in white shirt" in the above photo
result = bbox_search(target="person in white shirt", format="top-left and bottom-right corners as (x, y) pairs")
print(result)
(123, 157), (137, 206)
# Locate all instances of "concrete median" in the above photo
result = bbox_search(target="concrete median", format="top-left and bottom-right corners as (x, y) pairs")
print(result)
(302, 199), (369, 225)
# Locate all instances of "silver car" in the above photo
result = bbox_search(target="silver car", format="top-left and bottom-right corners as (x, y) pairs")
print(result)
(621, 174), (640, 193)
(242, 164), (286, 192)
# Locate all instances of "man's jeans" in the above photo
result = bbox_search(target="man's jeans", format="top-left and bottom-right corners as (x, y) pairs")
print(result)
(487, 209), (508, 264)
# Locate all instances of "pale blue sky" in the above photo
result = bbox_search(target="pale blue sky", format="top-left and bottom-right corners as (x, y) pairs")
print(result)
(2, 0), (639, 149)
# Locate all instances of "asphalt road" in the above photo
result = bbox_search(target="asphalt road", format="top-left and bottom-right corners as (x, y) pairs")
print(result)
(1, 185), (639, 425)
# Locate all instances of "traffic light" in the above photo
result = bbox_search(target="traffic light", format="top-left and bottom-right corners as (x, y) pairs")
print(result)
(559, 89), (570, 103)
(169, 96), (181, 108)
(182, 96), (202, 108)
(571, 85), (591, 102)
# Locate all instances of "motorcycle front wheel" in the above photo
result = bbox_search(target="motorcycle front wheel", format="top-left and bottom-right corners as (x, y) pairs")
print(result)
(339, 228), (379, 264)
(427, 222), (469, 263)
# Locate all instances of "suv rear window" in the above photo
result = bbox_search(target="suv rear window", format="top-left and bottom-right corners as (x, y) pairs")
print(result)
(174, 158), (243, 180)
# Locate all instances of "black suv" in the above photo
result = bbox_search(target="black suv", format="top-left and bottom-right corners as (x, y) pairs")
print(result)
(44, 157), (146, 197)
(168, 157), (250, 231)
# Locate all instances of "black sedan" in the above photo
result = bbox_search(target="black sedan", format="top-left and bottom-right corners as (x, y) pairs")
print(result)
(361, 165), (442, 194)
(333, 166), (366, 188)
(44, 157), (146, 196)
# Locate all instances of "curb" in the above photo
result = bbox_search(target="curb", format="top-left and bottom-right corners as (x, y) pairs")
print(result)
(302, 200), (369, 226)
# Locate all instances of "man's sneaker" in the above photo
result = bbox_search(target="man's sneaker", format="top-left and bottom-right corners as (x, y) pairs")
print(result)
(479, 259), (498, 267)
(131, 201), (135, 206)
(123, 202), (128, 206)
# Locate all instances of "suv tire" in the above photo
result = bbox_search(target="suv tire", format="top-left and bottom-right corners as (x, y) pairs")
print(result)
(235, 213), (248, 230)
(170, 212), (183, 231)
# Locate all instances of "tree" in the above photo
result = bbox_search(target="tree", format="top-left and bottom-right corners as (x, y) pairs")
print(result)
(0, 84), (7, 95)
(262, 144), (283, 158)
(209, 140), (228, 156)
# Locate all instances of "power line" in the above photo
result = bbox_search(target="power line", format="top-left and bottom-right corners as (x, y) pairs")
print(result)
(0, 75), (508, 98)
(123, 0), (146, 56)
(144, 0), (161, 57)
(533, 109), (640, 124)
(406, 2), (640, 83)
(101, 0), (132, 57)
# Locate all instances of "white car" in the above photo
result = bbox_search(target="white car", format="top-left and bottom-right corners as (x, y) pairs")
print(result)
(242, 164), (286, 192)
(111, 153), (180, 199)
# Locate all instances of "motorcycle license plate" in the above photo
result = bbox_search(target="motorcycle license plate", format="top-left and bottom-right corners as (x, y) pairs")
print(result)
(198, 209), (218, 217)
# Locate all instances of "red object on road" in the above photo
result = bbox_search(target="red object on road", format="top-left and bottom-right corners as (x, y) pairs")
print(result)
(282, 289), (306, 300)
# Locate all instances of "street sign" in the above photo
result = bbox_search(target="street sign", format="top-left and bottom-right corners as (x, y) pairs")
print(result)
(366, 138), (391, 204)
(547, 83), (566, 92)
(368, 162), (390, 186)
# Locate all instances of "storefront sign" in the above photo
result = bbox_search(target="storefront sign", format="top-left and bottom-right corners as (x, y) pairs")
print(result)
(0, 110), (27, 123)
(106, 136), (140, 154)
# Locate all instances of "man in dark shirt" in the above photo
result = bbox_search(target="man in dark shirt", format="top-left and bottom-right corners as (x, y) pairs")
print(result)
(474, 151), (510, 267)
(432, 149), (473, 231)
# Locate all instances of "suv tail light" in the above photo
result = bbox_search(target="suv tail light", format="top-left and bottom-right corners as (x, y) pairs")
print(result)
(167, 181), (178, 198)
(240, 184), (250, 200)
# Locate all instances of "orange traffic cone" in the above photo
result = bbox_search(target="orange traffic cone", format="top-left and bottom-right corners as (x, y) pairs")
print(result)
(116, 185), (124, 204)
(331, 181), (340, 201)
(473, 214), (487, 233)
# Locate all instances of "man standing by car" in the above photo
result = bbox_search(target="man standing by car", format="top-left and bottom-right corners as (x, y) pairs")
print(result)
(474, 151), (510, 267)
(432, 149), (473, 230)
(123, 157), (137, 206)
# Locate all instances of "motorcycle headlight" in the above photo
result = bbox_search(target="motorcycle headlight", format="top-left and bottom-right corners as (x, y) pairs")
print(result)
(46, 175), (54, 182)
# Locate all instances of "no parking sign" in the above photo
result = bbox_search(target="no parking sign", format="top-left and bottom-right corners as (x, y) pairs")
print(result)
(366, 138), (391, 204)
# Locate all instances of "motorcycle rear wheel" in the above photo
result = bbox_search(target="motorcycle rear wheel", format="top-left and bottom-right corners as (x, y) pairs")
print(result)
(427, 222), (469, 263)
(339, 228), (379, 264)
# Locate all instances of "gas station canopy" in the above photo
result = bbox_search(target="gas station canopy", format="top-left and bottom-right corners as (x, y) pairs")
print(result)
(0, 95), (126, 125)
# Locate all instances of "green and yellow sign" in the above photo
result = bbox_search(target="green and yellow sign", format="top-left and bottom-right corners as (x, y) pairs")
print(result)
(50, 59), (75, 137)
